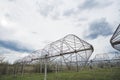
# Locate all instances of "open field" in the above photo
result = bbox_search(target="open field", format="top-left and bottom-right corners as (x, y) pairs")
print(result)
(0, 67), (120, 80)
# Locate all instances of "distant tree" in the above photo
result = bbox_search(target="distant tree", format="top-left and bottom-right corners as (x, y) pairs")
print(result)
(0, 55), (5, 63)
(0, 62), (9, 75)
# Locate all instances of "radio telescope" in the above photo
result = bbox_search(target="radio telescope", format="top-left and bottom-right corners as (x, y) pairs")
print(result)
(110, 24), (120, 51)
(32, 34), (94, 80)
(33, 34), (94, 66)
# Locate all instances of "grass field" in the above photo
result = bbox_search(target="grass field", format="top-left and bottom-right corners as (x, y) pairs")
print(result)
(0, 67), (120, 80)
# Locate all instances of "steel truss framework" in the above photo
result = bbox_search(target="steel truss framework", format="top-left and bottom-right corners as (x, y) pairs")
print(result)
(89, 52), (120, 68)
(91, 53), (110, 66)
(93, 52), (120, 62)
(32, 34), (94, 68)
(110, 24), (120, 51)
(93, 53), (110, 61)
(16, 34), (94, 80)
(19, 34), (94, 68)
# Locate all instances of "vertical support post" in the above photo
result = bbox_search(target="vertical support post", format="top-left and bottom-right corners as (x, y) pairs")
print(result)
(14, 64), (17, 77)
(44, 57), (47, 80)
(56, 63), (58, 73)
(76, 53), (79, 72)
(40, 59), (43, 73)
(21, 63), (25, 76)
(39, 59), (41, 73)
(60, 59), (62, 72)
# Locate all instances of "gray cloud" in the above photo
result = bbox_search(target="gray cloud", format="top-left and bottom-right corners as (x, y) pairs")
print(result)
(37, 2), (54, 17)
(86, 18), (113, 39)
(63, 0), (113, 17)
(39, 6), (54, 17)
(80, 0), (98, 9)
(63, 9), (75, 16)
(0, 40), (33, 53)
(79, 0), (113, 10)
(8, 0), (16, 2)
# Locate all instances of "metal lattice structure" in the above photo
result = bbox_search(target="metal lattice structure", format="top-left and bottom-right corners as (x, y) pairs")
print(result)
(14, 34), (94, 80)
(110, 24), (120, 51)
(93, 53), (109, 61)
(89, 52), (120, 68)
(33, 34), (94, 80)
(91, 53), (110, 68)
(111, 52), (120, 66)
(33, 34), (94, 67)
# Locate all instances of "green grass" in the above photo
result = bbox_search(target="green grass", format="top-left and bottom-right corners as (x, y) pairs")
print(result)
(0, 67), (120, 80)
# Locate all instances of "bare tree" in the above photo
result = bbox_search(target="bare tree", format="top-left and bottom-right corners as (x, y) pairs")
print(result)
(0, 55), (5, 63)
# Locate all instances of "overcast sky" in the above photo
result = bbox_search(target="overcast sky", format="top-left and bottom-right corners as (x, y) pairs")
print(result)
(0, 0), (120, 63)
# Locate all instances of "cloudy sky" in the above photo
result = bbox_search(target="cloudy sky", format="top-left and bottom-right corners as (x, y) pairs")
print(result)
(0, 0), (120, 63)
